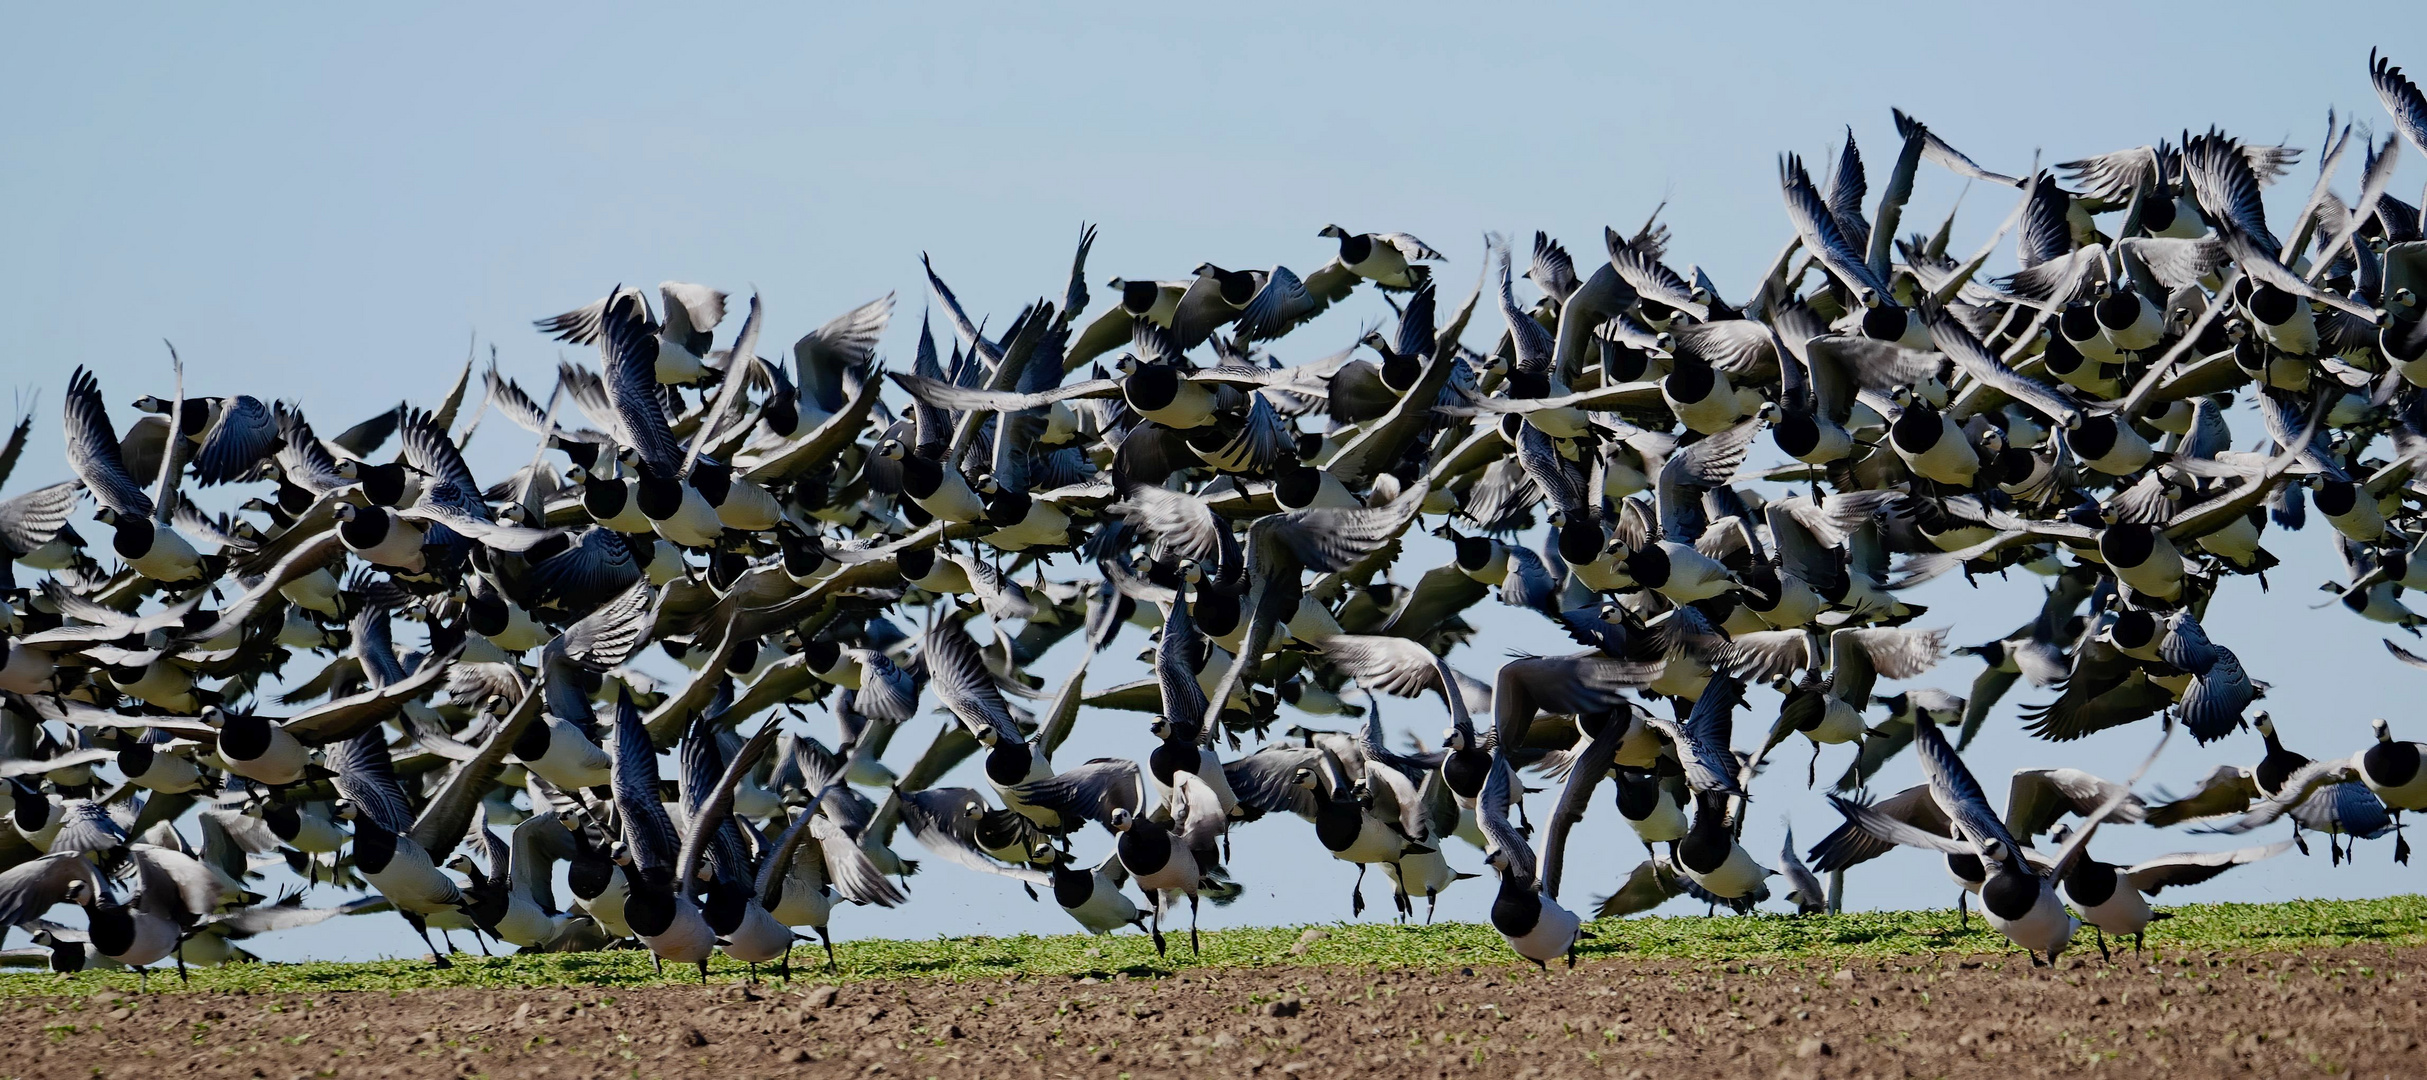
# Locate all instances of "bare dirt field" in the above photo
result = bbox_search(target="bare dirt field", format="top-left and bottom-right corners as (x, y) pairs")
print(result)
(4, 944), (2421, 1079)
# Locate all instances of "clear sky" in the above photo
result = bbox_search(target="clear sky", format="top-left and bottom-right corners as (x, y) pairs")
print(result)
(5, 4), (2424, 961)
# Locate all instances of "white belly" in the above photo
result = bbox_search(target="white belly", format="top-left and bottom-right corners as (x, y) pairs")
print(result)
(287, 810), (350, 853)
(580, 872), (633, 938)
(1526, 407), (1591, 440)
(984, 501), (1072, 551)
(117, 662), (197, 711)
(655, 342), (707, 384)
(714, 481), (785, 531)
(720, 903), (794, 963)
(643, 896), (717, 963)
(520, 723), (613, 790)
(733, 780), (782, 821)
(486, 604), (549, 652)
(2195, 515), (2262, 561)
(769, 867), (834, 929)
(2254, 308), (2318, 355)
(2077, 887), (2153, 937)
(593, 493), (653, 534)
(1807, 699), (1865, 744)
(128, 528), (203, 581)
(495, 895), (562, 948)
(106, 913), (183, 968)
(1683, 842), (1768, 899)
(1331, 815), (1412, 864)
(1903, 432), (1979, 486)
(1133, 381), (1218, 430)
(281, 568), (344, 615)
(128, 751), (204, 794)
(359, 522), (428, 571)
(1503, 897), (1582, 964)
(1384, 848), (1465, 898)
(1626, 797), (1688, 844)
(1063, 875), (1143, 935)
(913, 474), (986, 524)
(650, 488), (726, 547)
(1668, 389), (1741, 435)
(1128, 845), (1201, 895)
(366, 842), (467, 916)
(1985, 881), (2078, 956)
(227, 726), (312, 787)
(0, 647), (57, 693)
(1347, 246), (1410, 284)
(2364, 770), (2427, 812)
(1757, 581), (1825, 629)
(1570, 556), (1633, 593)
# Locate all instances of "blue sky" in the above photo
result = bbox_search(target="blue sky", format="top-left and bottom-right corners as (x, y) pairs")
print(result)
(5, 5), (2424, 960)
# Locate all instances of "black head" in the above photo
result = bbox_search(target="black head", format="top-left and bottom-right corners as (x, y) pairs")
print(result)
(689, 460), (734, 506)
(804, 639), (844, 675)
(1771, 411), (1821, 458)
(633, 474), (685, 519)
(2311, 479), (2359, 517)
(1451, 533), (1500, 572)
(1662, 358), (1714, 402)
(1274, 465), (1324, 510)
(1860, 305), (1910, 342)
(2108, 607), (2159, 651)
(2095, 287), (2144, 331)
(350, 817), (398, 874)
(2059, 301), (2103, 344)
(1622, 542), (1670, 586)
(1125, 364), (1182, 411)
(2041, 332), (2086, 375)
(2071, 414), (2122, 460)
(2247, 283), (2299, 326)
(216, 710), (274, 761)
(1601, 339), (1651, 383)
(1558, 520), (1606, 565)
(86, 905), (137, 957)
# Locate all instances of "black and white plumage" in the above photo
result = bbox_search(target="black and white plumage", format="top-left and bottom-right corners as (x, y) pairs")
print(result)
(9, 58), (2427, 977)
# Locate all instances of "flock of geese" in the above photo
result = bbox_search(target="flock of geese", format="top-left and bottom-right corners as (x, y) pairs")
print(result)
(4, 51), (2427, 984)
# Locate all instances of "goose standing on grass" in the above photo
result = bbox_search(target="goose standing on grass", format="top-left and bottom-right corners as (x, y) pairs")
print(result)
(1476, 755), (1586, 970)
(2047, 828), (2291, 959)
(2166, 711), (2395, 864)
(1029, 844), (1148, 936)
(335, 725), (471, 967)
(1830, 718), (2167, 965)
(607, 689), (715, 977)
(83, 843), (226, 986)
(1778, 822), (1830, 915)
(1108, 770), (1228, 957)
(2199, 714), (2423, 862)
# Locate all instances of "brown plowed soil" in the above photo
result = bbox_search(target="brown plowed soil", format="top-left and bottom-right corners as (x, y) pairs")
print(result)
(5, 945), (2421, 1078)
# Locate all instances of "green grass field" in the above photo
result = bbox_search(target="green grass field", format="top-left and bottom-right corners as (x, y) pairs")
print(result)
(6, 896), (2422, 995)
